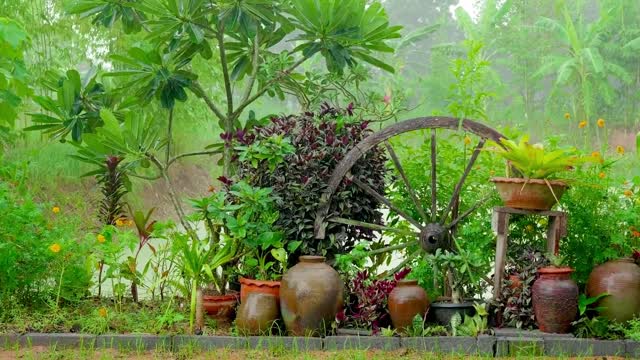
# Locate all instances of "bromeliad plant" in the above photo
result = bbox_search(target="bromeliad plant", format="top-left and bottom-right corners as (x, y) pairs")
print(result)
(494, 135), (584, 179)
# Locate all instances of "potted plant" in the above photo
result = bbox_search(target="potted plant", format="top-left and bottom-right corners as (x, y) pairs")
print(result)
(427, 246), (487, 326)
(491, 135), (586, 210)
(531, 254), (578, 333)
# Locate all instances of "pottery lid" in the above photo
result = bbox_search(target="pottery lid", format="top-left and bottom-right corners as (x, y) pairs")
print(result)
(299, 255), (325, 263)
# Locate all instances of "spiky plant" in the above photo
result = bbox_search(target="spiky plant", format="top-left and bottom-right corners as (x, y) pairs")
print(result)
(98, 156), (128, 226)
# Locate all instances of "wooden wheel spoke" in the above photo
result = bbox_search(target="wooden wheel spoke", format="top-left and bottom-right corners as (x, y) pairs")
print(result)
(430, 129), (437, 222)
(440, 138), (486, 224)
(384, 140), (428, 222)
(351, 177), (424, 230)
(328, 217), (419, 237)
(368, 240), (419, 256)
(446, 194), (492, 230)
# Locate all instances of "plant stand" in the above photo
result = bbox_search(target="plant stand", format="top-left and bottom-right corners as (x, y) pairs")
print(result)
(491, 206), (567, 300)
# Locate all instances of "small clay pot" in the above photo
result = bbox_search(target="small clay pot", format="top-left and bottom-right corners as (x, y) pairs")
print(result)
(236, 292), (280, 335)
(280, 256), (343, 336)
(388, 280), (429, 331)
(532, 267), (578, 333)
(239, 277), (280, 303)
(202, 292), (239, 323)
(586, 258), (640, 322)
(509, 274), (522, 291)
(491, 177), (567, 210)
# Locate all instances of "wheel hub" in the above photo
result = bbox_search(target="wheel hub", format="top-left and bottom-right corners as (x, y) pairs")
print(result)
(419, 223), (449, 253)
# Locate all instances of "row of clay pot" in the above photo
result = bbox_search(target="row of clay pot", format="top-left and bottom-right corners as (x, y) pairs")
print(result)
(236, 256), (345, 336)
(531, 258), (640, 334)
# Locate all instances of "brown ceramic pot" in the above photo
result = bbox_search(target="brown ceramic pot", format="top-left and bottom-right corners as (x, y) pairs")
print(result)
(491, 177), (567, 210)
(586, 258), (640, 322)
(388, 279), (430, 331)
(236, 292), (280, 335)
(280, 256), (343, 336)
(239, 277), (280, 304)
(532, 267), (578, 333)
(202, 292), (239, 323)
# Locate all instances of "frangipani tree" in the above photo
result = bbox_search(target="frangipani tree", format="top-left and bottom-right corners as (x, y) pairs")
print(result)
(28, 0), (401, 235)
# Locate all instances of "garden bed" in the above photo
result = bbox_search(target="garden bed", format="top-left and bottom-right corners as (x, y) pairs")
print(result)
(2, 331), (639, 357)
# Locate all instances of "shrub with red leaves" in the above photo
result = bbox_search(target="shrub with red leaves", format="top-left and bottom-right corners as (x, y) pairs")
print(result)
(237, 104), (387, 266)
(336, 268), (411, 332)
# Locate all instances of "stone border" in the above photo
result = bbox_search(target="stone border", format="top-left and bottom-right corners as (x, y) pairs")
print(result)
(0, 333), (637, 357)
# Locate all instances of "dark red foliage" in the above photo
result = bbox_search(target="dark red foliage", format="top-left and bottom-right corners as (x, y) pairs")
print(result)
(337, 268), (410, 332)
(237, 104), (388, 266)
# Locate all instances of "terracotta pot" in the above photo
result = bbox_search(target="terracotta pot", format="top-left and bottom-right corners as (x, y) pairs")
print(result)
(388, 280), (430, 331)
(202, 292), (239, 323)
(236, 292), (280, 335)
(239, 277), (280, 304)
(491, 177), (567, 210)
(586, 258), (640, 322)
(280, 256), (343, 336)
(532, 267), (578, 333)
(429, 301), (476, 326)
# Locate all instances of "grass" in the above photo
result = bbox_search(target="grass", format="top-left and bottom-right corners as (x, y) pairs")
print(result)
(0, 346), (627, 360)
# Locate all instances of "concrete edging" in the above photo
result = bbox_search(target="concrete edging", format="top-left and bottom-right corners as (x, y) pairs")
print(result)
(0, 332), (638, 357)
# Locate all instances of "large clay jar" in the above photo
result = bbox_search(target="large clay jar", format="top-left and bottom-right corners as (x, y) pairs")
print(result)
(236, 292), (280, 335)
(239, 277), (280, 303)
(388, 280), (430, 331)
(280, 256), (343, 336)
(532, 267), (578, 333)
(586, 258), (640, 322)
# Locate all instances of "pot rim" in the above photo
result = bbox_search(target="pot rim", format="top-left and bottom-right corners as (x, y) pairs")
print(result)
(430, 301), (476, 308)
(396, 279), (419, 286)
(299, 255), (326, 263)
(490, 177), (567, 186)
(239, 277), (281, 287)
(202, 292), (239, 301)
(537, 266), (574, 274)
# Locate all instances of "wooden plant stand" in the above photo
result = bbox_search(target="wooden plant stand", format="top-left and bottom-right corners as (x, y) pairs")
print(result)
(491, 206), (567, 300)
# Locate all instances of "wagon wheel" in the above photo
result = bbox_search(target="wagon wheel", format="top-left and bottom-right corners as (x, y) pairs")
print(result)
(314, 117), (507, 269)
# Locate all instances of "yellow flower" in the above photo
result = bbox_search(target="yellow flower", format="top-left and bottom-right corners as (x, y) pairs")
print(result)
(115, 218), (126, 227)
(597, 118), (605, 128)
(617, 146), (625, 155)
(624, 189), (633, 198)
(564, 112), (571, 119)
(591, 151), (601, 158)
(49, 243), (61, 253)
(127, 219), (134, 226)
(598, 172), (606, 179)
(98, 307), (108, 318)
(463, 135), (471, 145)
(97, 234), (106, 243)
(578, 121), (587, 129)
(52, 206), (60, 214)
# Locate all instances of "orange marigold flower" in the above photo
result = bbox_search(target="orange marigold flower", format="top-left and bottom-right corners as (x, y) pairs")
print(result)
(579, 121), (587, 128)
(624, 189), (634, 198)
(564, 112), (571, 119)
(52, 206), (60, 214)
(97, 234), (106, 243)
(598, 172), (606, 179)
(597, 118), (605, 128)
(98, 307), (108, 318)
(207, 185), (215, 193)
(463, 135), (471, 145)
(591, 151), (601, 158)
(617, 146), (625, 155)
(633, 231), (640, 238)
(49, 243), (61, 253)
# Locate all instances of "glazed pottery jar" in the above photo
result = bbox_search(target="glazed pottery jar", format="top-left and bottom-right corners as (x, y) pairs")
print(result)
(280, 256), (343, 336)
(532, 267), (578, 333)
(586, 258), (640, 322)
(236, 292), (280, 335)
(239, 277), (280, 303)
(388, 279), (429, 331)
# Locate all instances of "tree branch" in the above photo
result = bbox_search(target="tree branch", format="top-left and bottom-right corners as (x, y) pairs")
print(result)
(192, 81), (226, 122)
(165, 108), (174, 166)
(240, 31), (260, 106)
(217, 24), (234, 116)
(232, 55), (310, 118)
(168, 150), (222, 167)
(129, 172), (162, 181)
